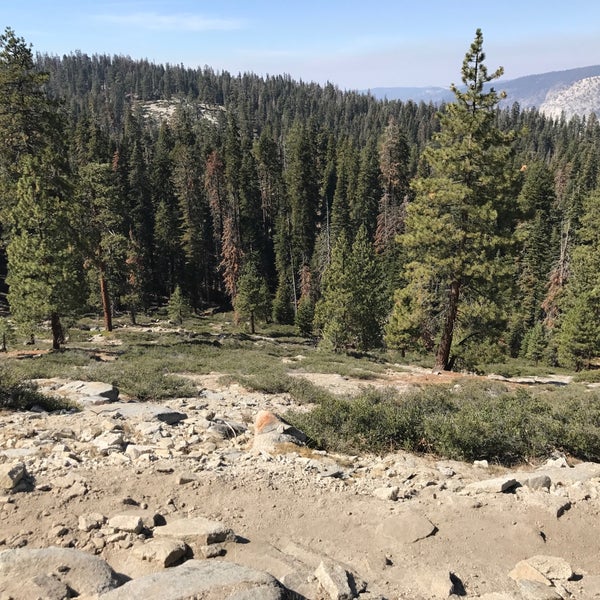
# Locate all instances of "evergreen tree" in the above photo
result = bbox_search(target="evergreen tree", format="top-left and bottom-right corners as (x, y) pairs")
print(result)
(6, 153), (86, 349)
(557, 289), (600, 370)
(167, 285), (192, 325)
(346, 226), (387, 350)
(76, 162), (126, 332)
(233, 257), (271, 334)
(314, 226), (386, 352)
(508, 163), (556, 354)
(392, 29), (515, 370)
(0, 28), (56, 201)
(314, 231), (351, 351)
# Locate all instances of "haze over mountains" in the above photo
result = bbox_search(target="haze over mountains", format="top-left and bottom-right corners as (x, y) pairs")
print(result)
(366, 65), (600, 120)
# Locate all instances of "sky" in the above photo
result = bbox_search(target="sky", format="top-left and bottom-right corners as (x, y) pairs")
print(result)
(3, 0), (600, 90)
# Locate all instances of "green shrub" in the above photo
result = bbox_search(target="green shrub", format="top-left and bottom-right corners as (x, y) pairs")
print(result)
(286, 381), (600, 465)
(0, 367), (75, 412)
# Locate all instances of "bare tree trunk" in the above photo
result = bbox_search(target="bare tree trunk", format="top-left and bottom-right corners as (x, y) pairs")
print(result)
(99, 268), (113, 332)
(250, 310), (255, 334)
(435, 280), (460, 371)
(50, 312), (65, 351)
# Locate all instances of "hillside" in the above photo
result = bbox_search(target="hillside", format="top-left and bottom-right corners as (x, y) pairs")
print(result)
(368, 65), (600, 118)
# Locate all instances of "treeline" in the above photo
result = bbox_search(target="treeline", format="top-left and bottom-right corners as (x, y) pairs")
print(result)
(2, 27), (600, 369)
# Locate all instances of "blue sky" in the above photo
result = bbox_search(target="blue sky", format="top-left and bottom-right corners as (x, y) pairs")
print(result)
(4, 0), (600, 90)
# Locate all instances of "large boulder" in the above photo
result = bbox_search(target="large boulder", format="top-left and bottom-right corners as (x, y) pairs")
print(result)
(0, 547), (122, 598)
(98, 559), (295, 599)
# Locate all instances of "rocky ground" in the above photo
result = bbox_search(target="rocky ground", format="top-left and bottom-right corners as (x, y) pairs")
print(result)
(1, 370), (600, 599)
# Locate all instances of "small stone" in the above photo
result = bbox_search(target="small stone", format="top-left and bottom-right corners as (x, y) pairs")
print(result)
(373, 486), (399, 501)
(175, 472), (197, 485)
(49, 525), (69, 538)
(78, 513), (107, 532)
(474, 460), (489, 468)
(198, 544), (226, 558)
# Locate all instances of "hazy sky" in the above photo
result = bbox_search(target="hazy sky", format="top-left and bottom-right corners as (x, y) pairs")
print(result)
(4, 0), (600, 90)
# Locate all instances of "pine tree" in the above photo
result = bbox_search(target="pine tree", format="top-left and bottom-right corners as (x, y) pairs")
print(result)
(233, 257), (270, 334)
(393, 29), (515, 370)
(76, 162), (127, 332)
(314, 231), (351, 351)
(6, 153), (86, 349)
(557, 290), (600, 370)
(349, 227), (387, 349)
(167, 285), (192, 325)
(314, 226), (386, 352)
(508, 163), (556, 354)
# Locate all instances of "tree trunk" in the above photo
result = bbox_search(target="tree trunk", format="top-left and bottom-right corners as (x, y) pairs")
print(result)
(250, 310), (255, 334)
(435, 280), (460, 371)
(50, 312), (65, 351)
(99, 268), (112, 332)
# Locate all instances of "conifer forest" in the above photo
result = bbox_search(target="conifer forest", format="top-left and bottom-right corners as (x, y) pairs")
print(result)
(1, 27), (600, 372)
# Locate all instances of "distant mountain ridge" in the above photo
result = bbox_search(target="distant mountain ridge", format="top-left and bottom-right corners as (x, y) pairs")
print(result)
(366, 65), (600, 119)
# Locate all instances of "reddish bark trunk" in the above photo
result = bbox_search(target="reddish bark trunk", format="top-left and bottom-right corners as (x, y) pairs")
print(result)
(99, 269), (113, 332)
(435, 280), (460, 371)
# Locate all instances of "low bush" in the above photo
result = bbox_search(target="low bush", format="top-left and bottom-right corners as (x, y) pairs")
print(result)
(285, 381), (600, 465)
(0, 367), (74, 412)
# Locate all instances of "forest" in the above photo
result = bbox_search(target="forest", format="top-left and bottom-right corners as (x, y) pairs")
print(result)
(1, 26), (600, 373)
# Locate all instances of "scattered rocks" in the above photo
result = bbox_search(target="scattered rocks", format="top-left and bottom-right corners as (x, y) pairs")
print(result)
(2, 372), (600, 600)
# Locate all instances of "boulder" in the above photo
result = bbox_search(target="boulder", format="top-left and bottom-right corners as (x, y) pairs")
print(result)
(0, 547), (121, 598)
(78, 512), (107, 532)
(108, 514), (144, 534)
(510, 556), (573, 583)
(153, 516), (234, 553)
(0, 462), (26, 491)
(462, 476), (519, 494)
(252, 411), (307, 452)
(315, 560), (354, 600)
(132, 538), (188, 567)
(98, 559), (293, 599)
(517, 579), (564, 599)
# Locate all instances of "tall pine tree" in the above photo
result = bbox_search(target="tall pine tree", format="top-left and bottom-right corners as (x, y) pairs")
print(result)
(389, 29), (515, 370)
